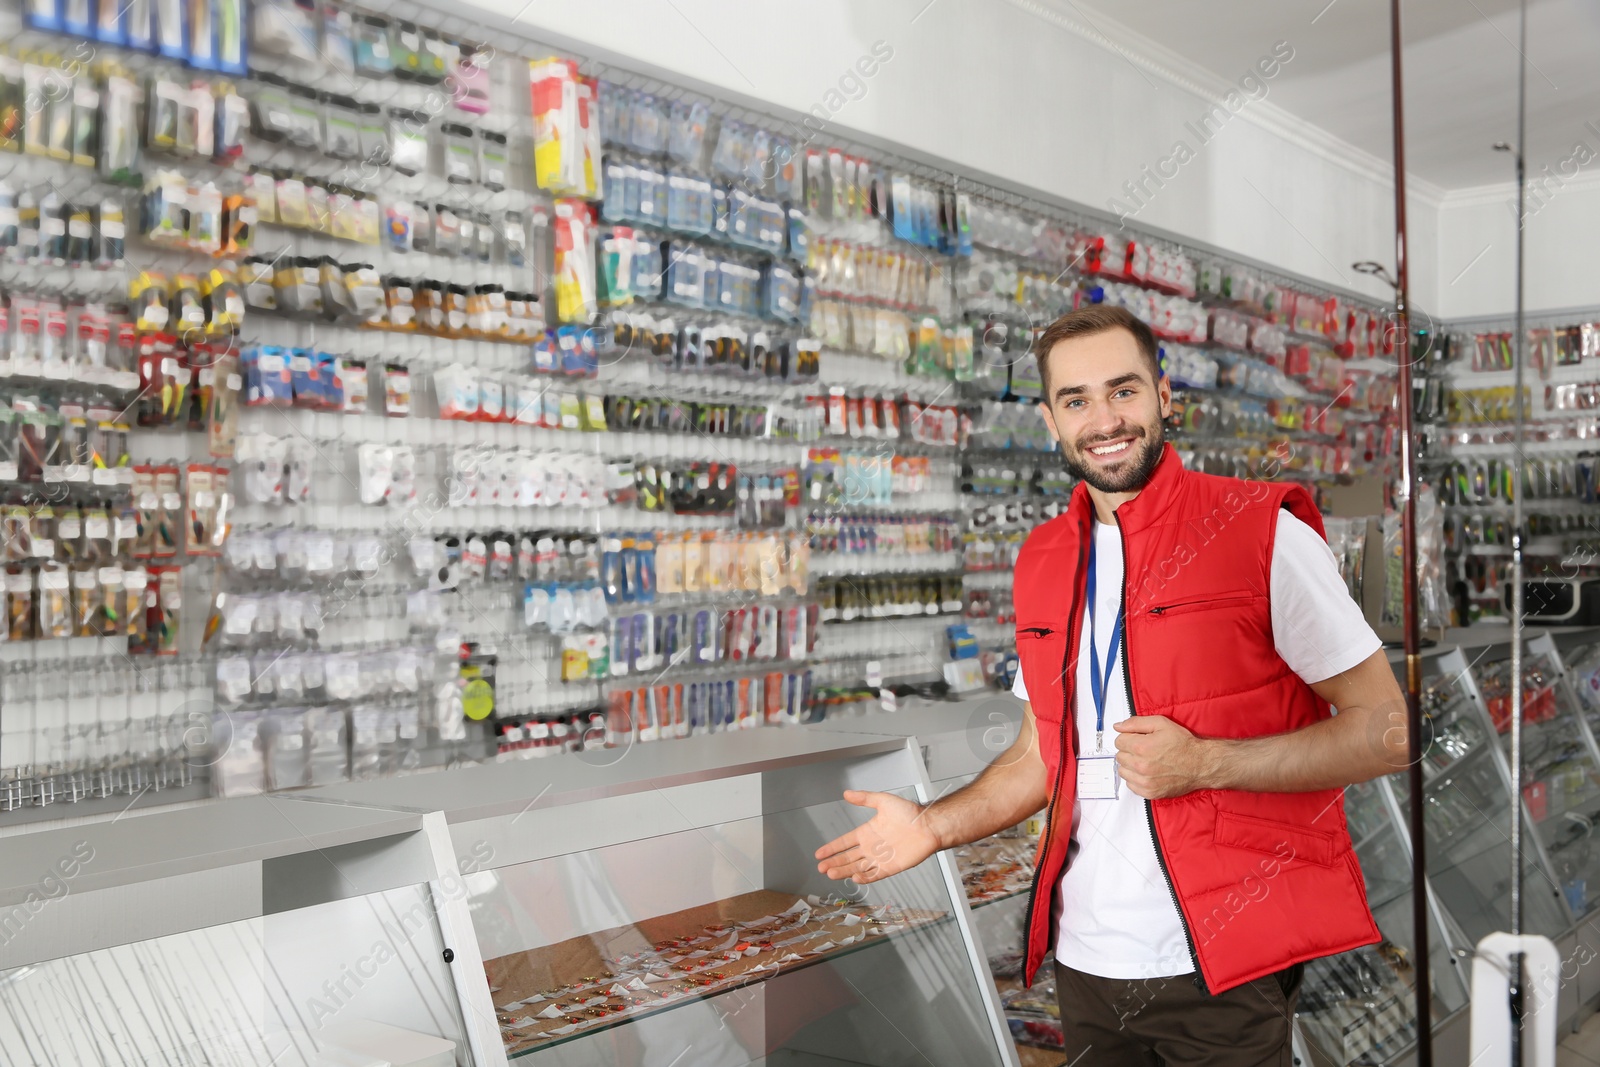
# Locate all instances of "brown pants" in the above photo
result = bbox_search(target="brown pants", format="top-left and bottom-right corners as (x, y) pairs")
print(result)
(1054, 961), (1303, 1067)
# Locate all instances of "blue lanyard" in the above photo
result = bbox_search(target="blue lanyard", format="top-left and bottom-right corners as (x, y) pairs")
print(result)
(1084, 534), (1124, 753)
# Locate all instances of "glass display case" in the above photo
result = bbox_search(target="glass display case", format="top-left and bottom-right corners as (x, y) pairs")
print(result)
(820, 698), (1052, 1066)
(1417, 647), (1572, 944)
(1296, 777), (1470, 1067)
(0, 730), (1017, 1067)
(303, 727), (1016, 1067)
(0, 798), (489, 1066)
(1569, 641), (1600, 726)
(1482, 636), (1600, 918)
(1299, 632), (1600, 1066)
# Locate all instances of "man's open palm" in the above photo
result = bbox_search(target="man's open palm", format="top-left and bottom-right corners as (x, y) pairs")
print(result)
(814, 789), (939, 884)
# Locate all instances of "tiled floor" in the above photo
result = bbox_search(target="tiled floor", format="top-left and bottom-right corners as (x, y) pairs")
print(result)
(1561, 1009), (1600, 1066)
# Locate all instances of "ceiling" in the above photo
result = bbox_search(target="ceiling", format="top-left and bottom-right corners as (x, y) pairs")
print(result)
(1067, 0), (1600, 190)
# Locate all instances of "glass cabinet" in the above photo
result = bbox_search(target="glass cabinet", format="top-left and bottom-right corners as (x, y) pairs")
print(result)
(1480, 637), (1600, 918)
(0, 798), (484, 1066)
(305, 727), (1016, 1067)
(1296, 776), (1470, 1067)
(822, 697), (1052, 1067)
(1299, 633), (1600, 1066)
(0, 731), (1016, 1067)
(1419, 647), (1571, 944)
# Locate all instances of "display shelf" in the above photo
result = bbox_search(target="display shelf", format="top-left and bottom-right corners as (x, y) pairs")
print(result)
(1015, 1045), (1068, 1067)
(1419, 735), (1492, 788)
(0, 794), (495, 1066)
(487, 889), (950, 1056)
(810, 551), (963, 578)
(955, 838), (1035, 908)
(1383, 625), (1600, 663)
(992, 975), (1065, 1067)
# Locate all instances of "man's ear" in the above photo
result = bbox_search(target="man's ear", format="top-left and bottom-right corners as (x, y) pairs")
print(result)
(1158, 374), (1172, 419)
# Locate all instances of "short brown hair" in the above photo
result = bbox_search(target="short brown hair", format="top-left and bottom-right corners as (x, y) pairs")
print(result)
(1032, 305), (1162, 395)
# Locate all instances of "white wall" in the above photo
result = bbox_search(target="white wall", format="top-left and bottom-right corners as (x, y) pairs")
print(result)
(467, 0), (1439, 310)
(1435, 176), (1600, 321)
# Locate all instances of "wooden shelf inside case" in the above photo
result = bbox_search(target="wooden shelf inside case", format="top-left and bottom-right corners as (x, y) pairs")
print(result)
(955, 836), (1036, 907)
(484, 889), (949, 1057)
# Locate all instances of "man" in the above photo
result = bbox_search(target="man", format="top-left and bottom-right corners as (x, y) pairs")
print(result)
(816, 305), (1409, 1066)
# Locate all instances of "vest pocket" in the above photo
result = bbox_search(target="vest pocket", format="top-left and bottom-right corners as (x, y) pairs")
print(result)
(1213, 809), (1339, 867)
(1016, 625), (1068, 724)
(1147, 591), (1259, 617)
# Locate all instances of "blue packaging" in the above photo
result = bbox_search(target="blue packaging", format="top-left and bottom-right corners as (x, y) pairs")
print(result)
(23, 0), (63, 32)
(95, 0), (129, 44)
(154, 0), (189, 60)
(532, 334), (558, 374)
(126, 0), (156, 50)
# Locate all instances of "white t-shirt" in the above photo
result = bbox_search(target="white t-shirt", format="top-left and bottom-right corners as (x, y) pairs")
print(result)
(1011, 510), (1381, 979)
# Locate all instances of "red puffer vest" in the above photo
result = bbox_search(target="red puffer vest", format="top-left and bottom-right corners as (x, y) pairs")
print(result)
(1012, 444), (1380, 993)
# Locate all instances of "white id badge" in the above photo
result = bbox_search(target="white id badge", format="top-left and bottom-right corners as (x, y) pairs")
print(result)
(1077, 755), (1120, 800)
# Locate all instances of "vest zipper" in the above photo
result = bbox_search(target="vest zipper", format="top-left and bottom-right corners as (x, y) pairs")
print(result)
(1019, 541), (1083, 978)
(1116, 516), (1211, 995)
(1019, 626), (1055, 636)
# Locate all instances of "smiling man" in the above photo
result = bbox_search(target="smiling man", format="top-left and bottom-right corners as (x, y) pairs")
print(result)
(816, 305), (1410, 1066)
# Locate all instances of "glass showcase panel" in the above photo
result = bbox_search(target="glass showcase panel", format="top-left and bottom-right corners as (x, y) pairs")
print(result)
(1480, 646), (1600, 917)
(1419, 654), (1570, 942)
(0, 883), (473, 1066)
(1297, 779), (1468, 1067)
(464, 786), (1003, 1067)
(932, 767), (1055, 1064)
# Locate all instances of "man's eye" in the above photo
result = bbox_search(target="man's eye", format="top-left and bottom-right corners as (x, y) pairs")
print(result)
(1114, 388), (1135, 399)
(1064, 399), (1085, 410)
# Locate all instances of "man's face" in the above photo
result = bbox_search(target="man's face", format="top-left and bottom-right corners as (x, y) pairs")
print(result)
(1037, 329), (1172, 494)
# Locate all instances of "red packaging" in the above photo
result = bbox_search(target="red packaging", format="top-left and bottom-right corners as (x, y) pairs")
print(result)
(1524, 781), (1549, 823)
(606, 689), (636, 747)
(763, 672), (783, 723)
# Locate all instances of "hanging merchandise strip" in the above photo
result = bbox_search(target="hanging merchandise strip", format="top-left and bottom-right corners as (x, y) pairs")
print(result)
(0, 0), (1402, 819)
(1411, 308), (1600, 627)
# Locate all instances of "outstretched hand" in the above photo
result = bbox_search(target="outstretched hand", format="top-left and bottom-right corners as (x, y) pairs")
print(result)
(814, 789), (940, 885)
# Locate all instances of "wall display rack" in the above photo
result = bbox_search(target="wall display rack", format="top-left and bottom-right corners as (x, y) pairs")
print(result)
(0, 0), (1407, 824)
(1426, 310), (1600, 626)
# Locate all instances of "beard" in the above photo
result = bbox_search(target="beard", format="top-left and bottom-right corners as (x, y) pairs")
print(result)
(1060, 420), (1165, 493)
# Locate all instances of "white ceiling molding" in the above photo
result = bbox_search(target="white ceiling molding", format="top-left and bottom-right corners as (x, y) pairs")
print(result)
(1001, 0), (1448, 207)
(1437, 168), (1600, 210)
